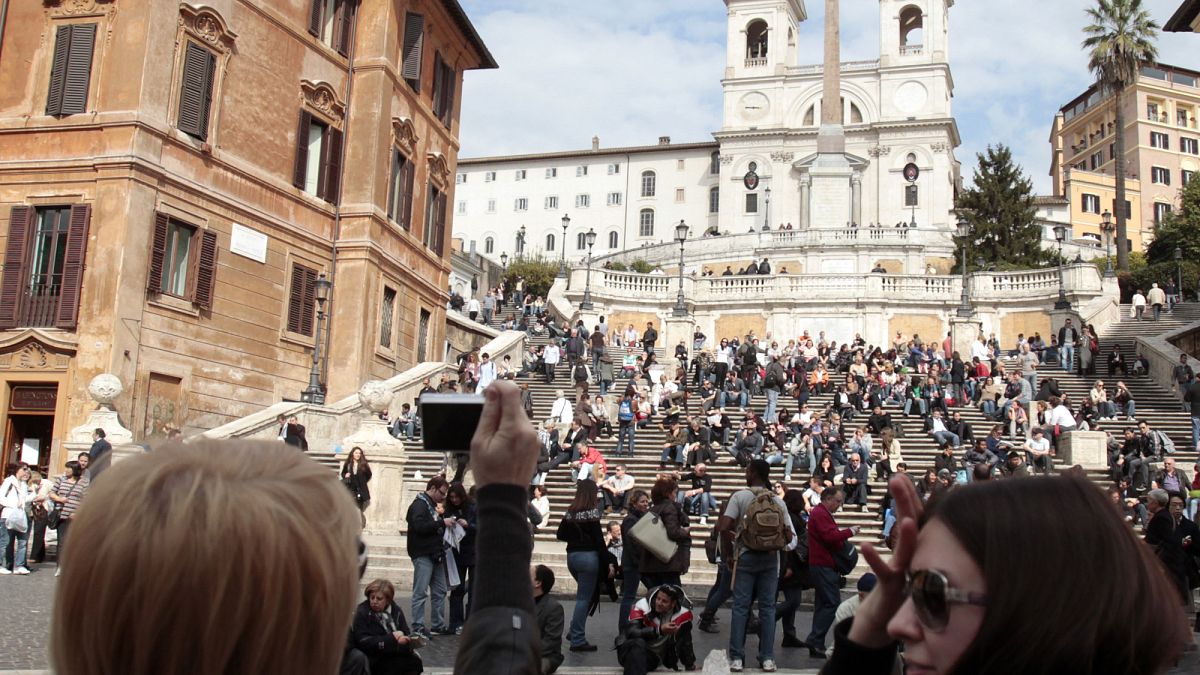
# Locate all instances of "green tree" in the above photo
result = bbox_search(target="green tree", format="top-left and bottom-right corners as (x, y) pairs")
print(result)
(502, 255), (563, 299)
(1083, 0), (1159, 271)
(954, 145), (1051, 271)
(1146, 174), (1200, 264)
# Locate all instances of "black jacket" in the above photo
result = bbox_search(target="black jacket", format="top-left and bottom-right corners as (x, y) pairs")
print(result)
(534, 593), (565, 673)
(340, 460), (372, 505)
(405, 493), (445, 559)
(640, 499), (692, 575)
(350, 600), (423, 675)
(444, 501), (478, 567)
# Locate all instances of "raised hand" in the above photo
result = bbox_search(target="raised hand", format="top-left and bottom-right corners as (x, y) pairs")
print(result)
(470, 380), (539, 488)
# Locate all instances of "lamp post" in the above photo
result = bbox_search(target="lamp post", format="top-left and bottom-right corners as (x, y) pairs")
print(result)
(580, 228), (597, 310)
(1100, 210), (1115, 277)
(301, 272), (333, 404)
(500, 252), (508, 270)
(557, 215), (569, 278)
(956, 215), (973, 318)
(1174, 247), (1183, 307)
(672, 220), (689, 317)
(764, 186), (771, 231)
(1053, 223), (1071, 310)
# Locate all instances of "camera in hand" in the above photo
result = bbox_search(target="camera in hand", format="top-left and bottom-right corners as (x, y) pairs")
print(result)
(419, 392), (484, 453)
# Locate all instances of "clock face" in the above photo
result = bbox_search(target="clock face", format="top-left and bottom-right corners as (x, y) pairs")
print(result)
(739, 92), (769, 122)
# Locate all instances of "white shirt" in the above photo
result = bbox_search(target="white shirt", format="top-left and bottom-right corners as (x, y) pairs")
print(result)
(551, 397), (573, 424)
(970, 339), (990, 361)
(1132, 292), (1146, 307)
(466, 298), (480, 313)
(543, 344), (561, 364)
(1047, 404), (1075, 428)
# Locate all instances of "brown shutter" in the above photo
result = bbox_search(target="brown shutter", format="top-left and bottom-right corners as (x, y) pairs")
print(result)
(0, 206), (34, 329)
(192, 229), (218, 310)
(147, 213), (169, 295)
(321, 126), (343, 204)
(440, 61), (456, 127)
(45, 25), (71, 116)
(60, 24), (96, 116)
(401, 13), (425, 90)
(434, 192), (447, 256)
(54, 204), (91, 329)
(332, 0), (355, 57)
(287, 264), (317, 336)
(386, 149), (399, 220)
(400, 156), (415, 230)
(307, 0), (324, 37)
(432, 52), (445, 119)
(301, 267), (316, 336)
(293, 110), (312, 190)
(177, 42), (216, 140)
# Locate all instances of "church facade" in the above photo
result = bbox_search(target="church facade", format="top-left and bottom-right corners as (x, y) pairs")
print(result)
(454, 0), (962, 274)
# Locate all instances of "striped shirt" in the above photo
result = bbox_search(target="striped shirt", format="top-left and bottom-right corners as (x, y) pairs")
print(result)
(52, 475), (89, 520)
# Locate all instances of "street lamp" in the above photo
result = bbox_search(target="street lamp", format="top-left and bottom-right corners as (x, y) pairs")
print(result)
(580, 228), (597, 310)
(557, 215), (569, 278)
(1053, 223), (1071, 310)
(764, 186), (772, 231)
(500, 252), (508, 269)
(956, 216), (973, 318)
(672, 220), (689, 317)
(1174, 246), (1183, 307)
(1100, 209), (1115, 277)
(301, 272), (333, 404)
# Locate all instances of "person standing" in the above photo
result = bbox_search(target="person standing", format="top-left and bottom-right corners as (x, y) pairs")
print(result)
(0, 462), (33, 575)
(1147, 283), (1167, 322)
(763, 355), (786, 424)
(643, 322), (658, 356)
(466, 295), (480, 322)
(532, 565), (565, 674)
(555, 479), (607, 652)
(543, 341), (561, 384)
(1184, 375), (1200, 452)
(590, 326), (606, 381)
(406, 476), (453, 638)
(445, 483), (477, 635)
(1057, 319), (1078, 372)
(340, 448), (372, 521)
(49, 460), (88, 576)
(618, 490), (651, 633)
(481, 290), (496, 325)
(803, 487), (858, 659)
(88, 429), (112, 469)
(639, 478), (692, 589)
(615, 391), (637, 457)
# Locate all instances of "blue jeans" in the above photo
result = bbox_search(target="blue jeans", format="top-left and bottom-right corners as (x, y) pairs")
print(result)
(1192, 416), (1200, 453)
(931, 430), (961, 448)
(660, 444), (684, 465)
(679, 492), (718, 517)
(728, 550), (779, 663)
(764, 389), (780, 423)
(1, 525), (29, 570)
(701, 563), (733, 622)
(567, 550), (600, 646)
(616, 421), (636, 455)
(805, 565), (842, 649)
(903, 399), (927, 416)
(410, 554), (449, 632)
(1060, 345), (1075, 371)
(1125, 400), (1137, 419)
(720, 391), (748, 409)
(783, 450), (809, 479)
(618, 560), (643, 632)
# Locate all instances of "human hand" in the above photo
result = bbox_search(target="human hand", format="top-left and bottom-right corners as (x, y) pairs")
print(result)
(660, 621), (679, 635)
(470, 381), (539, 488)
(457, 518), (468, 528)
(393, 632), (409, 644)
(444, 518), (457, 528)
(850, 473), (923, 649)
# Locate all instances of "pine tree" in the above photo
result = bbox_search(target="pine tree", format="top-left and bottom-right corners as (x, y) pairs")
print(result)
(955, 144), (1049, 271)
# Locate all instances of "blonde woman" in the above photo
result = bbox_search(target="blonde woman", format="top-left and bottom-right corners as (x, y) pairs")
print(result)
(51, 440), (362, 675)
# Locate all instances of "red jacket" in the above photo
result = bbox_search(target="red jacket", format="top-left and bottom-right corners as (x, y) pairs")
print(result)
(807, 503), (852, 569)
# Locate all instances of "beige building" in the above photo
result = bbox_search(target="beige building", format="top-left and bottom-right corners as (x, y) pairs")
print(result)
(1049, 62), (1200, 251)
(0, 0), (494, 473)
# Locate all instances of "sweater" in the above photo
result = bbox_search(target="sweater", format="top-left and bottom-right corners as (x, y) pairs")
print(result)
(807, 503), (852, 569)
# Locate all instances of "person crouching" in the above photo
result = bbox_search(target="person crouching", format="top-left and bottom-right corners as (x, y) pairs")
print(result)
(618, 584), (697, 674)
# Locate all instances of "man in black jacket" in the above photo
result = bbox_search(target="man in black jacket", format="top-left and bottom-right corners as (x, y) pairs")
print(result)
(406, 476), (454, 638)
(618, 584), (697, 674)
(532, 564), (565, 674)
(643, 322), (659, 356)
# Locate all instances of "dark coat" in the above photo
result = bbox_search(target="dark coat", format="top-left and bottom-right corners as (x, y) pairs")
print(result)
(534, 593), (565, 673)
(351, 600), (424, 675)
(340, 459), (372, 505)
(640, 499), (691, 575)
(405, 493), (445, 560)
(444, 501), (478, 566)
(283, 422), (308, 450)
(1146, 508), (1190, 603)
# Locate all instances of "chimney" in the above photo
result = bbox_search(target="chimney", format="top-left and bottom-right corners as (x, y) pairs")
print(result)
(592, 135), (600, 151)
(468, 240), (476, 254)
(659, 136), (671, 145)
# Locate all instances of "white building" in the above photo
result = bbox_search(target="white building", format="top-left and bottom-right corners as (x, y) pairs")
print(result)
(454, 0), (963, 274)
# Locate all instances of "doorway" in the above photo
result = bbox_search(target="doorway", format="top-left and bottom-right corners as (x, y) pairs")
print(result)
(4, 414), (54, 476)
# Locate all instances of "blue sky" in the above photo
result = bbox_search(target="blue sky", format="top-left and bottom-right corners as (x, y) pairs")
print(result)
(456, 0), (1198, 194)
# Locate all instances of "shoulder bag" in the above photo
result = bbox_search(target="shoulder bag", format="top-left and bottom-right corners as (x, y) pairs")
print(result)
(47, 478), (80, 530)
(628, 510), (677, 564)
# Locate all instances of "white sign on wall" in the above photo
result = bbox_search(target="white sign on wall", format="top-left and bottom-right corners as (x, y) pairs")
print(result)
(229, 223), (268, 263)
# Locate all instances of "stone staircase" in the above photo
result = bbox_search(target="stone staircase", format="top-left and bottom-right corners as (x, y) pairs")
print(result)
(324, 302), (1200, 595)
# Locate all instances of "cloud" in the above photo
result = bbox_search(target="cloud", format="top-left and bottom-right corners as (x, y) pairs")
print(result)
(458, 0), (1200, 194)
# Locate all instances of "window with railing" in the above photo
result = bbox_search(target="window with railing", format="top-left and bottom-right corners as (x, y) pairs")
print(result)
(0, 204), (91, 330)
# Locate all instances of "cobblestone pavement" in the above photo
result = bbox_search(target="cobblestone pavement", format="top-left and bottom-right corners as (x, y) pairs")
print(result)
(5, 572), (1200, 673)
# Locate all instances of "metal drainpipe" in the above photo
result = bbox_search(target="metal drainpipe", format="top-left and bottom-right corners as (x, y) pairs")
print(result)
(0, 0), (10, 66)
(321, 4), (360, 396)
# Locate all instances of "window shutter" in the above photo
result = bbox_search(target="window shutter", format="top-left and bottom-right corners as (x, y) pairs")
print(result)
(333, 0), (356, 57)
(54, 204), (91, 330)
(287, 264), (317, 336)
(0, 206), (34, 329)
(401, 13), (425, 90)
(434, 192), (447, 256)
(400, 156), (415, 230)
(307, 0), (324, 37)
(147, 213), (169, 295)
(439, 61), (456, 127)
(60, 24), (96, 116)
(293, 110), (312, 189)
(177, 42), (216, 140)
(321, 126), (343, 204)
(387, 149), (399, 220)
(432, 52), (445, 118)
(45, 26), (71, 116)
(192, 229), (218, 310)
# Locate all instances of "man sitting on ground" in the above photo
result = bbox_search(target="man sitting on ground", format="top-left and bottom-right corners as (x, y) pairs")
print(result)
(618, 584), (697, 675)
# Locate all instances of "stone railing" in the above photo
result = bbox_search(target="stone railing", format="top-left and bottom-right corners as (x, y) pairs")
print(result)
(1137, 321), (1200, 404)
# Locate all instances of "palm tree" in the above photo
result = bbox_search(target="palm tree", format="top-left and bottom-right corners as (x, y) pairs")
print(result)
(1082, 0), (1159, 272)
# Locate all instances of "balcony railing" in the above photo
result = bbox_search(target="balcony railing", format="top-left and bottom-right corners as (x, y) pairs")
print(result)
(745, 57), (768, 68)
(900, 44), (924, 55)
(20, 284), (61, 328)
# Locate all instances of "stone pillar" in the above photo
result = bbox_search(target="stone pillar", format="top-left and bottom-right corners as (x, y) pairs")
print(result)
(341, 381), (408, 535)
(949, 316), (980, 362)
(1059, 430), (1108, 469)
(663, 317), (695, 372)
(66, 374), (135, 465)
(799, 173), (811, 229)
(851, 173), (862, 226)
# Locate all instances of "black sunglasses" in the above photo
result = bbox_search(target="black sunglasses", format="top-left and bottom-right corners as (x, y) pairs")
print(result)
(905, 569), (987, 631)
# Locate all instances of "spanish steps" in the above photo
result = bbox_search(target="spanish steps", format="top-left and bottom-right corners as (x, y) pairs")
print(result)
(310, 302), (1200, 595)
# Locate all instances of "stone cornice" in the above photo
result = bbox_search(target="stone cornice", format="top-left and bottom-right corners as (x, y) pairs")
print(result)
(179, 4), (238, 54)
(300, 80), (347, 123)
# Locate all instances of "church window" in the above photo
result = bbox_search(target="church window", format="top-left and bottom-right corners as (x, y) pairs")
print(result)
(545, 233), (556, 252)
(710, 151), (721, 175)
(905, 184), (919, 207)
(608, 231), (619, 249)
(746, 193), (759, 214)
(899, 6), (924, 51)
(746, 20), (768, 60)
(484, 236), (493, 253)
(709, 186), (720, 214)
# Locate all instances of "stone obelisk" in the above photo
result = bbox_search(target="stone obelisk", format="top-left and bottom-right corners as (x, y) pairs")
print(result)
(809, 0), (853, 229)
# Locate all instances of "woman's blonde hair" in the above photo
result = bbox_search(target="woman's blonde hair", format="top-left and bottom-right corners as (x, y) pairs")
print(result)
(51, 439), (361, 675)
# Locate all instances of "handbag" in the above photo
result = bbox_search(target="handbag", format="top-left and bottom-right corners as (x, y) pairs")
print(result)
(628, 511), (678, 564)
(832, 539), (858, 575)
(47, 478), (81, 530)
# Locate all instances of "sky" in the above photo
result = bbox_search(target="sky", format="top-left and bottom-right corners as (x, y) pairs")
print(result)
(455, 0), (1198, 195)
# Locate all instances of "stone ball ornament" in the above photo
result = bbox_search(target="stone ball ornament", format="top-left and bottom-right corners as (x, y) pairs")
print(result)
(357, 380), (394, 414)
(88, 373), (124, 408)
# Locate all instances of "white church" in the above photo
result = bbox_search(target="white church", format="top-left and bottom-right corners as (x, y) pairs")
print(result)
(452, 0), (962, 276)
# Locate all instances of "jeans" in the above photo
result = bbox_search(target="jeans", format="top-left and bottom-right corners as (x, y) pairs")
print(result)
(1, 525), (29, 570)
(567, 550), (600, 646)
(544, 361), (557, 382)
(618, 560), (643, 632)
(805, 565), (841, 649)
(603, 490), (628, 512)
(448, 563), (473, 630)
(1192, 416), (1200, 453)
(482, 308), (493, 324)
(981, 399), (997, 418)
(783, 451), (809, 479)
(1024, 374), (1037, 396)
(931, 430), (961, 448)
(410, 555), (449, 632)
(679, 492), (718, 517)
(728, 550), (779, 663)
(616, 421), (636, 455)
(882, 508), (897, 539)
(903, 399), (927, 416)
(702, 563), (733, 623)
(776, 585), (804, 638)
(1153, 304), (1162, 321)
(660, 444), (685, 465)
(1060, 345), (1075, 371)
(1124, 400), (1137, 419)
(1188, 496), (1200, 522)
(764, 388), (780, 423)
(720, 391), (749, 409)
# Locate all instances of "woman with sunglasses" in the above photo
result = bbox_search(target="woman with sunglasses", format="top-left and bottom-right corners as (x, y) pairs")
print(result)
(823, 473), (1188, 674)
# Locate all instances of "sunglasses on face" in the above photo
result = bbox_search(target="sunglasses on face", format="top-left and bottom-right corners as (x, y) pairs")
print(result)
(905, 569), (988, 632)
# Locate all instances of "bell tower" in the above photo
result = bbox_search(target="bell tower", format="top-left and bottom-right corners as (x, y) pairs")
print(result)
(879, 0), (951, 67)
(723, 0), (807, 80)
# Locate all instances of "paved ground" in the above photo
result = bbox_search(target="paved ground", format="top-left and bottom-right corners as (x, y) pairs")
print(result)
(5, 568), (1200, 674)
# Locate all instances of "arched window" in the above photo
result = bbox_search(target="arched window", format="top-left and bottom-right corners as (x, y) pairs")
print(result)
(545, 233), (556, 251)
(710, 151), (721, 175)
(515, 232), (525, 254)
(608, 231), (619, 249)
(641, 170), (656, 198)
(803, 105), (815, 127)
(709, 186), (720, 214)
(484, 236), (494, 254)
(900, 5), (923, 49)
(639, 209), (655, 237)
(576, 232), (587, 250)
(746, 20), (768, 59)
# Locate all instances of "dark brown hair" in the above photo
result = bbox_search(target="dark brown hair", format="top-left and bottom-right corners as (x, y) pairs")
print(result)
(363, 578), (396, 603)
(650, 477), (678, 503)
(924, 474), (1187, 674)
(566, 479), (599, 514)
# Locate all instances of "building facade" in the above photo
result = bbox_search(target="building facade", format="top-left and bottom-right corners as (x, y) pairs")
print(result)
(453, 0), (962, 275)
(0, 0), (494, 473)
(1049, 62), (1200, 250)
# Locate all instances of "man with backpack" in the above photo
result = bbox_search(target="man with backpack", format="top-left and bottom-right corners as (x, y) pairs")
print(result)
(713, 460), (797, 672)
(803, 487), (859, 659)
(615, 392), (637, 457)
(763, 355), (786, 424)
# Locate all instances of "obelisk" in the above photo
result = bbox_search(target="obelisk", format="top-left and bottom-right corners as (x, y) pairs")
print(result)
(808, 0), (853, 229)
